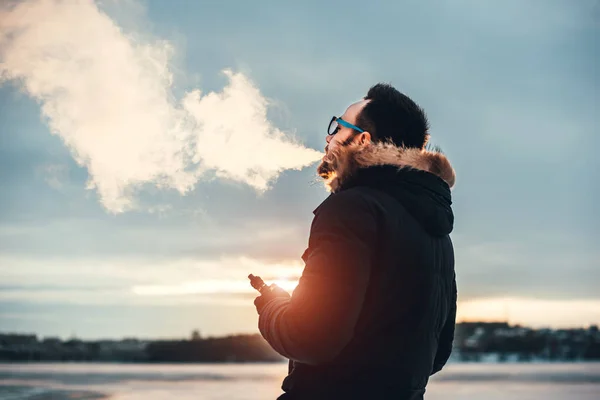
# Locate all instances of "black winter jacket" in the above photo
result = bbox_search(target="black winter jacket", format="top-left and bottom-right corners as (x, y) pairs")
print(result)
(258, 143), (457, 400)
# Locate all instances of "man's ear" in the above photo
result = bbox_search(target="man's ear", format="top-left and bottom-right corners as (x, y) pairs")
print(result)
(358, 132), (372, 145)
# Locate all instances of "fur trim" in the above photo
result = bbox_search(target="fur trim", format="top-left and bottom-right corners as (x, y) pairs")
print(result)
(323, 141), (456, 192)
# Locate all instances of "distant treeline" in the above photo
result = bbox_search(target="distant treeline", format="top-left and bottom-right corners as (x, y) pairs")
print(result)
(146, 335), (283, 362)
(1, 322), (600, 363)
(0, 333), (284, 363)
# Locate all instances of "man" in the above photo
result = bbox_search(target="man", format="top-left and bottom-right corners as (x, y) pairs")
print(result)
(254, 83), (457, 400)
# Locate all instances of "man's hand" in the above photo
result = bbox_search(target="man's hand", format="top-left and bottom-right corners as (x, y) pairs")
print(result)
(254, 284), (290, 314)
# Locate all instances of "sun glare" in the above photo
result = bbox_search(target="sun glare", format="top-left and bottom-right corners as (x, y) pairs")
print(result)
(271, 279), (300, 293)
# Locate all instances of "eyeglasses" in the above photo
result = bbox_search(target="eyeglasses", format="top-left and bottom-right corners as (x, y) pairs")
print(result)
(327, 116), (365, 136)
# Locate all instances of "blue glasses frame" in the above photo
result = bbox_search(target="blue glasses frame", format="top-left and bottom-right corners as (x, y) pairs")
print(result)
(328, 116), (364, 136)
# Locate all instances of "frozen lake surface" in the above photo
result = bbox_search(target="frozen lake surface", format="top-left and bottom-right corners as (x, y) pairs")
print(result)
(1, 362), (599, 399)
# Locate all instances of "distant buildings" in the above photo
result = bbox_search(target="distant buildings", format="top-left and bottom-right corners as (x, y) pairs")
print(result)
(453, 322), (600, 362)
(1, 323), (599, 363)
(0, 334), (151, 362)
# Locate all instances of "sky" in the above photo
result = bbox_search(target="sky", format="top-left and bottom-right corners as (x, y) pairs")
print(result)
(0, 0), (598, 340)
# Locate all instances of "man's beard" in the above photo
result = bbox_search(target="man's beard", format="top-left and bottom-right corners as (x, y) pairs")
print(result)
(317, 133), (357, 179)
(317, 154), (335, 178)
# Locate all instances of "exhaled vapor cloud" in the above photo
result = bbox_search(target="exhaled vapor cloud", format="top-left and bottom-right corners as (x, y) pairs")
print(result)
(0, 0), (322, 213)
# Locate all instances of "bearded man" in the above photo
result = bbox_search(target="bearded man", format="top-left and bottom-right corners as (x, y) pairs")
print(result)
(254, 83), (457, 400)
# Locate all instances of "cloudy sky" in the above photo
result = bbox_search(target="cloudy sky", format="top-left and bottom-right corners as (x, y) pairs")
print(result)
(0, 0), (598, 339)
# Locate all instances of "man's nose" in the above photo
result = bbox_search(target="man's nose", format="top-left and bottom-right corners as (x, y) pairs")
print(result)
(326, 135), (332, 144)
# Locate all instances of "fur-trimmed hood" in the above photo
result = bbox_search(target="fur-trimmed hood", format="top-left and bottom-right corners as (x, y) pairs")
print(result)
(322, 141), (456, 193)
(319, 141), (456, 236)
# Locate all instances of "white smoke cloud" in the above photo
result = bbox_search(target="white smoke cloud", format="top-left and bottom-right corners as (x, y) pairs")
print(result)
(0, 0), (322, 213)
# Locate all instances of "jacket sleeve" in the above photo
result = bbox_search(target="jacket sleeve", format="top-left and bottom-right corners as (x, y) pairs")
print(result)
(258, 192), (376, 365)
(431, 273), (457, 375)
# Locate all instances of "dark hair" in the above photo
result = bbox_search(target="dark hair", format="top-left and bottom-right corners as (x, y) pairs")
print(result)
(356, 83), (430, 149)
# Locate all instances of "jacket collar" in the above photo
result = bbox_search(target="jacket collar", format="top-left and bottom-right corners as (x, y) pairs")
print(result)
(322, 141), (456, 193)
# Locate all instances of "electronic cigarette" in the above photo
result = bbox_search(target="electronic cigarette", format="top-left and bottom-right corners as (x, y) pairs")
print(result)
(248, 274), (270, 294)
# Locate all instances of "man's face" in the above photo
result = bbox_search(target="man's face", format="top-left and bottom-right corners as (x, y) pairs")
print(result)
(318, 100), (370, 177)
